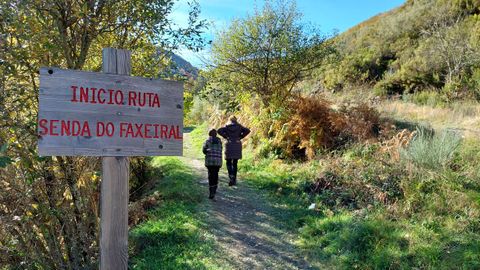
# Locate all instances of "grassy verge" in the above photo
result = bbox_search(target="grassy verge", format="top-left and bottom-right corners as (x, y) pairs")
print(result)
(239, 132), (480, 269)
(129, 157), (223, 270)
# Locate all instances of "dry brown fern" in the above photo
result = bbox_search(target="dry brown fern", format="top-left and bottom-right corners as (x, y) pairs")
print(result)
(277, 96), (383, 159)
(379, 129), (416, 162)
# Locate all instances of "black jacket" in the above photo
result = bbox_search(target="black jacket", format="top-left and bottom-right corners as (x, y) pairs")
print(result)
(218, 122), (250, 159)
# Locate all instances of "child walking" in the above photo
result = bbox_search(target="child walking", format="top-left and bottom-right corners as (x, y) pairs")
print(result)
(202, 129), (223, 200)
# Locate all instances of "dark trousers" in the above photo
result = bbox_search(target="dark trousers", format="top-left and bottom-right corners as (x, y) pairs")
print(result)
(207, 166), (220, 196)
(226, 159), (238, 180)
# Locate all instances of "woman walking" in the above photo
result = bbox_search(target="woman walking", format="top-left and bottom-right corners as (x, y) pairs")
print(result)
(218, 116), (251, 186)
(202, 129), (223, 199)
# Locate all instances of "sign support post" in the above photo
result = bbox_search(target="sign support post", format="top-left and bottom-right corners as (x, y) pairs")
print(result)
(100, 48), (131, 270)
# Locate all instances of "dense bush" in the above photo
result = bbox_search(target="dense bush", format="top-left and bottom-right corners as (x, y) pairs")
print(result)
(271, 96), (383, 159)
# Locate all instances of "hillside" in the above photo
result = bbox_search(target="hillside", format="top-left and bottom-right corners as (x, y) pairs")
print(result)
(170, 52), (199, 78)
(317, 0), (480, 99)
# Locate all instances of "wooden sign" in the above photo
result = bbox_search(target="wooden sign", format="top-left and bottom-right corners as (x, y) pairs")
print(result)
(38, 67), (183, 156)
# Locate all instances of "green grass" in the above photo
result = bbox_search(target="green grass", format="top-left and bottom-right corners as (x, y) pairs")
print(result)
(298, 212), (408, 269)
(237, 135), (480, 269)
(131, 124), (480, 269)
(129, 157), (224, 270)
(185, 123), (209, 159)
(239, 157), (338, 239)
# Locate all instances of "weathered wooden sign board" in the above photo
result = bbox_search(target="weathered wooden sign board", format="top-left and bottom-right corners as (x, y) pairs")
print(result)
(36, 48), (180, 270)
(38, 67), (183, 156)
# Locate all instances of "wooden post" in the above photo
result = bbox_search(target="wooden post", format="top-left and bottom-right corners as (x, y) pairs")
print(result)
(100, 48), (131, 270)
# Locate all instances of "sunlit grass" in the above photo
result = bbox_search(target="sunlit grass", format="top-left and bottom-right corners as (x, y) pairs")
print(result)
(131, 124), (480, 269)
(184, 123), (209, 159)
(378, 99), (480, 138)
(129, 157), (224, 270)
(238, 131), (480, 269)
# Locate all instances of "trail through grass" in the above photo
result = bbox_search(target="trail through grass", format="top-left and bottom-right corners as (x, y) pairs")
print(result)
(131, 122), (480, 269)
(130, 125), (313, 269)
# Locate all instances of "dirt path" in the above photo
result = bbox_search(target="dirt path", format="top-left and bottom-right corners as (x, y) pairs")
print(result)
(181, 133), (314, 270)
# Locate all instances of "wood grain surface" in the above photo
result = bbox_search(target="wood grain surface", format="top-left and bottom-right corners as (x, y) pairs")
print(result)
(38, 52), (183, 156)
(100, 48), (130, 270)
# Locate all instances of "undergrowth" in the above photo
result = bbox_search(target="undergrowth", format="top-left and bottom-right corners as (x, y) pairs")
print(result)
(269, 96), (383, 160)
(238, 126), (480, 269)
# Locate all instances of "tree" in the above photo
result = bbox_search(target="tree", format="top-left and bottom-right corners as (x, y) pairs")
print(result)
(0, 0), (207, 268)
(421, 7), (480, 85)
(209, 0), (333, 107)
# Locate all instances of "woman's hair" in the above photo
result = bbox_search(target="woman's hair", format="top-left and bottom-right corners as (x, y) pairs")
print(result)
(230, 116), (237, 123)
(208, 129), (217, 137)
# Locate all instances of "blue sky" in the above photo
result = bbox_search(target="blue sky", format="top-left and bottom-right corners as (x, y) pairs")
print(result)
(170, 0), (406, 67)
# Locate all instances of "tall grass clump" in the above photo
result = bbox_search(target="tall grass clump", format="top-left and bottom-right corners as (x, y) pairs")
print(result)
(401, 127), (462, 170)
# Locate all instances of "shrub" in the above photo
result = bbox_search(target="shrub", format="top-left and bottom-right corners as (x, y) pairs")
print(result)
(374, 73), (405, 96)
(312, 150), (405, 208)
(331, 103), (381, 141)
(401, 127), (462, 170)
(467, 67), (480, 99)
(402, 90), (448, 107)
(273, 96), (383, 159)
(283, 96), (338, 159)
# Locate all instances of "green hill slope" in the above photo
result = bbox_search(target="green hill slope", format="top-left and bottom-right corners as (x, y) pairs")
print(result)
(318, 0), (480, 99)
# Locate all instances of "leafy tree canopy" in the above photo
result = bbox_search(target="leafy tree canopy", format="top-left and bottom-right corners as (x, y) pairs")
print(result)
(208, 0), (334, 107)
(0, 0), (207, 268)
